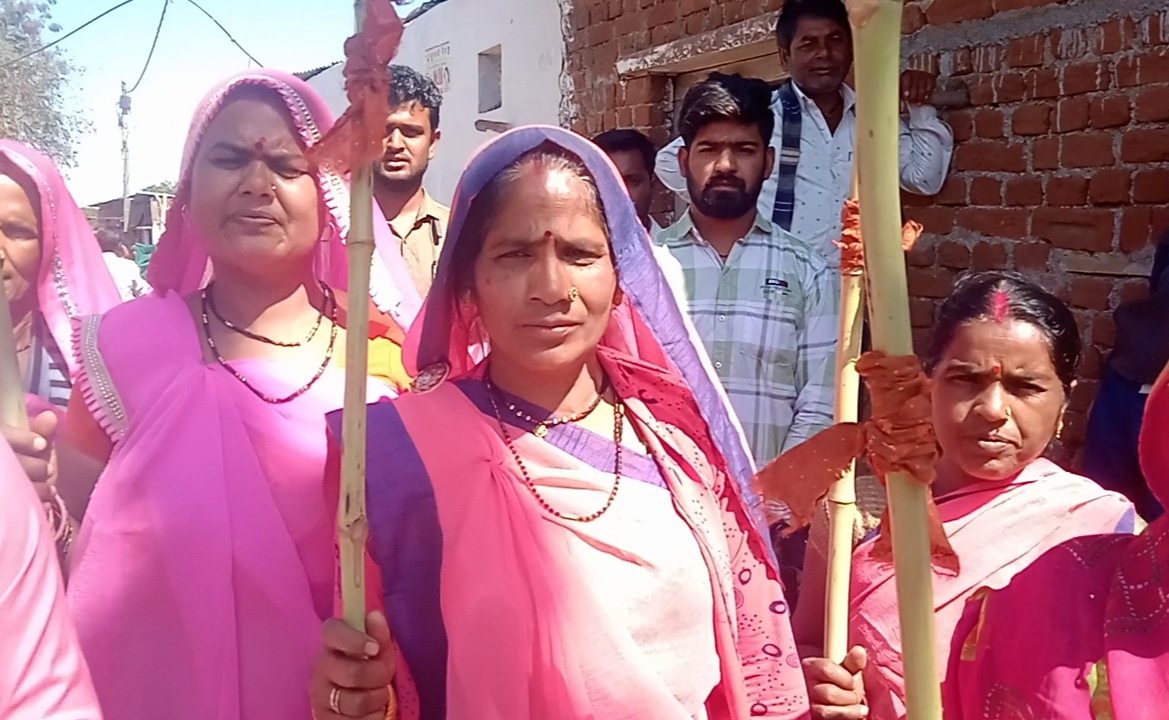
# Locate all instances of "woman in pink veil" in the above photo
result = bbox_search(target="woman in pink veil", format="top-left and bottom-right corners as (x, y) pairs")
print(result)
(41, 70), (419, 720)
(310, 126), (808, 720)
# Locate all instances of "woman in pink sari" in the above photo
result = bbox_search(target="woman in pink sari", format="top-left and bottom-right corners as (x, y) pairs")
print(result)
(0, 140), (121, 551)
(797, 272), (1136, 720)
(944, 360), (1169, 719)
(0, 441), (100, 719)
(31, 70), (419, 720)
(310, 126), (808, 720)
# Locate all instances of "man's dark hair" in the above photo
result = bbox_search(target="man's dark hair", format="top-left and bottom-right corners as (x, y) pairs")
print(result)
(678, 73), (775, 147)
(388, 64), (443, 130)
(775, 0), (851, 50)
(94, 227), (127, 254)
(592, 129), (656, 176)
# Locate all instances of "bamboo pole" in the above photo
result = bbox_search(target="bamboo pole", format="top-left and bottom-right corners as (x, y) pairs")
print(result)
(847, 1), (942, 718)
(338, 0), (374, 633)
(0, 285), (28, 429)
(823, 176), (863, 664)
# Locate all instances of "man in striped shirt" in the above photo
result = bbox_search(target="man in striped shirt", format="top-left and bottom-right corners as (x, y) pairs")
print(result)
(656, 73), (837, 467)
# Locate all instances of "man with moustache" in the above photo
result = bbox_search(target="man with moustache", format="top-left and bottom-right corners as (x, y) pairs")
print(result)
(375, 65), (448, 296)
(656, 0), (952, 268)
(657, 72), (836, 468)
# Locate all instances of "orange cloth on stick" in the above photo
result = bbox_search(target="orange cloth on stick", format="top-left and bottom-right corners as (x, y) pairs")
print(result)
(754, 352), (959, 573)
(308, 0), (404, 174)
(834, 198), (924, 276)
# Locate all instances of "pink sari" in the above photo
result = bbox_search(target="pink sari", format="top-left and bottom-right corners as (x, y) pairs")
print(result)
(0, 441), (100, 719)
(0, 141), (120, 402)
(945, 364), (1169, 720)
(850, 459), (1134, 719)
(340, 126), (808, 719)
(66, 71), (416, 720)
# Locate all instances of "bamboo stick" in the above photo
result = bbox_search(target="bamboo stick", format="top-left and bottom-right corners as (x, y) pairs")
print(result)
(822, 173), (863, 664)
(338, 0), (374, 634)
(846, 1), (942, 718)
(0, 286), (28, 429)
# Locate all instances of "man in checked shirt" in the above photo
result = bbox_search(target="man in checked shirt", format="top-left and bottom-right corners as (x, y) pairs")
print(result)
(656, 72), (837, 471)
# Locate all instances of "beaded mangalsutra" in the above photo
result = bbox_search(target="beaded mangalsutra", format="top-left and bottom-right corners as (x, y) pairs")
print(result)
(486, 376), (622, 523)
(200, 284), (339, 404)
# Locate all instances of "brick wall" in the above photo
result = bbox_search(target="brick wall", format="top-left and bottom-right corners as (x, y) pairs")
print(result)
(565, 0), (1169, 465)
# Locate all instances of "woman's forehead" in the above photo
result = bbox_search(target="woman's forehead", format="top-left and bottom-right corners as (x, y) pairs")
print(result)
(202, 94), (301, 147)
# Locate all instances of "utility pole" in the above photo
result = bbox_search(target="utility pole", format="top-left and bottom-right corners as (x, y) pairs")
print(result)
(118, 82), (132, 234)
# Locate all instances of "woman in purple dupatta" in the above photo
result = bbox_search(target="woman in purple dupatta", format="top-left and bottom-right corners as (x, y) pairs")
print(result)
(43, 70), (419, 720)
(310, 126), (808, 720)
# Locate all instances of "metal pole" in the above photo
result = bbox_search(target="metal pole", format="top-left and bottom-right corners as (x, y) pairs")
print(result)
(119, 82), (132, 234)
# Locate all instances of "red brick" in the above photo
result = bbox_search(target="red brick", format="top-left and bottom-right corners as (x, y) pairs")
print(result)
(1119, 207), (1154, 252)
(1063, 61), (1111, 95)
(1133, 169), (1169, 203)
(1060, 132), (1116, 168)
(1121, 129), (1169, 162)
(1089, 95), (1131, 129)
(907, 266), (960, 299)
(1117, 57), (1140, 88)
(996, 0), (1067, 9)
(954, 141), (1028, 172)
(1015, 242), (1051, 270)
(975, 109), (1005, 138)
(949, 110), (975, 142)
(910, 297), (936, 328)
(937, 240), (972, 269)
(956, 207), (1030, 239)
(1005, 177), (1043, 206)
(1007, 35), (1045, 68)
(903, 3), (926, 33)
(936, 177), (968, 206)
(1135, 84), (1169, 122)
(1120, 278), (1150, 304)
(904, 207), (956, 235)
(1012, 103), (1051, 135)
(1088, 169), (1131, 205)
(1097, 18), (1135, 54)
(993, 73), (1027, 103)
(1033, 137), (1060, 169)
(1025, 68), (1061, 100)
(906, 237), (938, 268)
(1080, 345), (1105, 378)
(1142, 49), (1169, 84)
(972, 241), (1009, 270)
(969, 77), (995, 106)
(925, 0), (993, 24)
(1069, 277), (1113, 311)
(1092, 315), (1117, 348)
(949, 48), (975, 76)
(1048, 175), (1089, 206)
(1033, 208), (1115, 252)
(970, 177), (1003, 205)
(1054, 96), (1090, 133)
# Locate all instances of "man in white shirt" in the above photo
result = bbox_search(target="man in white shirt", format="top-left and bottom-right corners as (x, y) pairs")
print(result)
(657, 72), (838, 468)
(96, 228), (150, 302)
(655, 0), (953, 267)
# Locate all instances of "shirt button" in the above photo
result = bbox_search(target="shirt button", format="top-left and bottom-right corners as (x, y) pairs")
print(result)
(714, 361), (723, 369)
(719, 314), (727, 322)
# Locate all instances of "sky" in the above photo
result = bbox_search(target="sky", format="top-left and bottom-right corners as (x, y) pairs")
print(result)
(48, 0), (428, 205)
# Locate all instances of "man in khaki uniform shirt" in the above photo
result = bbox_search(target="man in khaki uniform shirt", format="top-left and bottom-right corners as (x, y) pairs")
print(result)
(374, 65), (449, 296)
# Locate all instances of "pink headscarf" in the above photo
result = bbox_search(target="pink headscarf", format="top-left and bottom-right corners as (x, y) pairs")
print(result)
(0, 140), (120, 376)
(146, 69), (421, 329)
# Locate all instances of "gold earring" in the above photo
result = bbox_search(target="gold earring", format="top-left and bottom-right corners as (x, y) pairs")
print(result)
(568, 286), (580, 302)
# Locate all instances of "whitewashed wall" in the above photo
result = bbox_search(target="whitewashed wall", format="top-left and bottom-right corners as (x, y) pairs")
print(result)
(307, 0), (567, 205)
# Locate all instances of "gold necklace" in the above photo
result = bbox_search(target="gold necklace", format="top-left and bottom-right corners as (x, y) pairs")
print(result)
(500, 378), (609, 439)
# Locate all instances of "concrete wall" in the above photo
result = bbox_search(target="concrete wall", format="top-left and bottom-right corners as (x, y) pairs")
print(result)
(308, 0), (570, 205)
(565, 0), (1169, 465)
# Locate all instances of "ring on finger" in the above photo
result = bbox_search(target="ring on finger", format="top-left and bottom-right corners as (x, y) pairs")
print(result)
(329, 686), (342, 715)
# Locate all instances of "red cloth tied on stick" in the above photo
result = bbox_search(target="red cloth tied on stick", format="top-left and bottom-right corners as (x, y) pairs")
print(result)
(753, 352), (959, 573)
(307, 0), (404, 173)
(835, 198), (925, 276)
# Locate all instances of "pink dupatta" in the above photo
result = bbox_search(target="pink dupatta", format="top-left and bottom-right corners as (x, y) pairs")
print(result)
(0, 441), (100, 719)
(851, 459), (1133, 719)
(67, 71), (416, 720)
(944, 363), (1169, 720)
(0, 140), (120, 377)
(359, 126), (807, 718)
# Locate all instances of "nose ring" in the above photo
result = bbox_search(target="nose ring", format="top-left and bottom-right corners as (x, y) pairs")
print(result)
(1005, 406), (1013, 420)
(567, 286), (580, 302)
